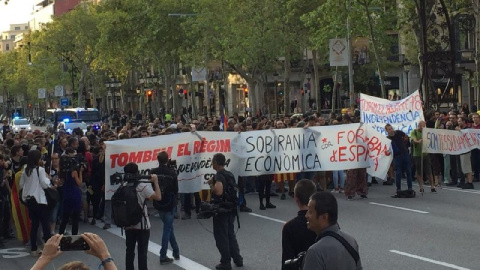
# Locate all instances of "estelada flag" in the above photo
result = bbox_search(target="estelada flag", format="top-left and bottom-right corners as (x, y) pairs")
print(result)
(11, 169), (31, 244)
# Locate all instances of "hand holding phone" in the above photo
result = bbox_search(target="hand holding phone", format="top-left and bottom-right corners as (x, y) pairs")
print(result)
(60, 235), (90, 251)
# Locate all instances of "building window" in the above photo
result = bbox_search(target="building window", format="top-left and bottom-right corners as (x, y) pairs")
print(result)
(10, 35), (15, 40)
(25, 26), (28, 30)
(6, 44), (10, 51)
(14, 27), (20, 30)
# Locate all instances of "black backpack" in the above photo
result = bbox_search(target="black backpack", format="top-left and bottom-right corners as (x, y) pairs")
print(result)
(111, 182), (146, 228)
(216, 170), (238, 208)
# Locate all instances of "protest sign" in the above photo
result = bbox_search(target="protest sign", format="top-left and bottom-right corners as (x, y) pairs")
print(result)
(360, 90), (424, 136)
(422, 127), (480, 154)
(105, 124), (392, 199)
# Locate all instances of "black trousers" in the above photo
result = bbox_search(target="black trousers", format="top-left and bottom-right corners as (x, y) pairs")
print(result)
(184, 192), (200, 216)
(59, 209), (81, 235)
(0, 195), (11, 238)
(125, 229), (150, 270)
(257, 175), (272, 204)
(213, 212), (242, 265)
(27, 203), (51, 251)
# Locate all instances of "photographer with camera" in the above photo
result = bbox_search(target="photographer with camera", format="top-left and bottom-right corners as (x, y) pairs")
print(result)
(58, 148), (84, 237)
(207, 153), (243, 270)
(150, 151), (180, 265)
(121, 162), (161, 270)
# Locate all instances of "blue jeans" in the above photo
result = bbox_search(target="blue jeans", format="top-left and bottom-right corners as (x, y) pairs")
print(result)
(394, 153), (413, 191)
(296, 171), (314, 182)
(332, 171), (345, 189)
(158, 206), (179, 259)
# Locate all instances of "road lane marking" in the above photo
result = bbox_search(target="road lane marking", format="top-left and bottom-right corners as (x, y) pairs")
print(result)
(249, 213), (286, 224)
(369, 202), (429, 214)
(390, 250), (471, 270)
(98, 224), (211, 270)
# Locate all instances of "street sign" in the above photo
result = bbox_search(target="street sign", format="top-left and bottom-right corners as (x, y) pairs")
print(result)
(38, 88), (46, 99)
(60, 98), (69, 107)
(54, 85), (64, 97)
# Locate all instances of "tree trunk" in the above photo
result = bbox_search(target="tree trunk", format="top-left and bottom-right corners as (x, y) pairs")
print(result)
(312, 50), (320, 111)
(284, 54), (291, 115)
(77, 64), (88, 108)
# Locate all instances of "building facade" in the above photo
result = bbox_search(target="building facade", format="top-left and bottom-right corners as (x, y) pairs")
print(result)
(0, 23), (29, 53)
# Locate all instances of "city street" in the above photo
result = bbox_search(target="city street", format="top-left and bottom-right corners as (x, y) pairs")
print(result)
(1, 177), (479, 270)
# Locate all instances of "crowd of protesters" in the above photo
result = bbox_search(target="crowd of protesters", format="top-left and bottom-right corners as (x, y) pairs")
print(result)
(0, 102), (477, 257)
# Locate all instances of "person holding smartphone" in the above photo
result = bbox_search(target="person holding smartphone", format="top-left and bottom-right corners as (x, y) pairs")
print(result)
(30, 233), (118, 270)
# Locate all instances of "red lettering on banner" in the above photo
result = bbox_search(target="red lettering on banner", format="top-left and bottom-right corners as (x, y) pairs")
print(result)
(178, 143), (186, 157)
(338, 146), (347, 162)
(193, 138), (231, 154)
(337, 131), (345, 144)
(110, 147), (173, 168)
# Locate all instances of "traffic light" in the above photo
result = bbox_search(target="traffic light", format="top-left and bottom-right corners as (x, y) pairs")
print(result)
(244, 87), (248, 98)
(184, 89), (188, 99)
(146, 90), (153, 101)
(28, 103), (32, 108)
(301, 88), (304, 96)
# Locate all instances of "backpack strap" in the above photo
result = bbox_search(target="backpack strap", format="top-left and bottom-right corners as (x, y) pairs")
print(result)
(319, 231), (360, 265)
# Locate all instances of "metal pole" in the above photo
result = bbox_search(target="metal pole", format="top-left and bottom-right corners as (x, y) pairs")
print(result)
(275, 81), (278, 117)
(347, 0), (354, 106)
(406, 70), (410, 96)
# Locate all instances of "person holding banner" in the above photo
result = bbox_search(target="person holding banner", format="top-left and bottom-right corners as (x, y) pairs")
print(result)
(410, 121), (436, 194)
(455, 117), (474, 189)
(385, 124), (414, 194)
(470, 113), (480, 182)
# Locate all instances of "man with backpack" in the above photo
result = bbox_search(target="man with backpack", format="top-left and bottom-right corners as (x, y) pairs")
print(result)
(207, 153), (243, 270)
(113, 162), (161, 270)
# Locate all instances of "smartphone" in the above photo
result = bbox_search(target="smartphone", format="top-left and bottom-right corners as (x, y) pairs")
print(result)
(60, 235), (90, 251)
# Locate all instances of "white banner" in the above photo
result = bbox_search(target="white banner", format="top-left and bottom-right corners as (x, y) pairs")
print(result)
(360, 90), (424, 136)
(329, 38), (349, 67)
(105, 124), (392, 199)
(422, 128), (480, 154)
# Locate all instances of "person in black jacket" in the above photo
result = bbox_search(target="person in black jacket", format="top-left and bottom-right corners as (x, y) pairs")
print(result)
(281, 179), (317, 270)
(385, 124), (413, 193)
(150, 151), (180, 265)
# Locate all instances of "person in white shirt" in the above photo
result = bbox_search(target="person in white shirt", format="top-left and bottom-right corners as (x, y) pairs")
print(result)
(20, 149), (53, 256)
(123, 162), (161, 270)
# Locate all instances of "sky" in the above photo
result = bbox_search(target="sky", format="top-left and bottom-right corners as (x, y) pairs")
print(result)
(0, 0), (36, 31)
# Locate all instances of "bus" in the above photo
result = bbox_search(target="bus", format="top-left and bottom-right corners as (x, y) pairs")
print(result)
(65, 108), (102, 128)
(45, 109), (78, 130)
(45, 108), (102, 131)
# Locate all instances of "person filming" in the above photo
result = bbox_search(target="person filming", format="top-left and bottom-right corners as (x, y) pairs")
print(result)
(207, 153), (243, 270)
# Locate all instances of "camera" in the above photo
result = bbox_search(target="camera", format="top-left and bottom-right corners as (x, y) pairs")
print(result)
(60, 154), (88, 174)
(109, 172), (151, 185)
(167, 159), (177, 172)
(284, 251), (306, 270)
(196, 201), (234, 219)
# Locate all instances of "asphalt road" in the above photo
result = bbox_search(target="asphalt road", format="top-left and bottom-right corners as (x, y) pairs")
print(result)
(2, 179), (480, 270)
(4, 124), (478, 269)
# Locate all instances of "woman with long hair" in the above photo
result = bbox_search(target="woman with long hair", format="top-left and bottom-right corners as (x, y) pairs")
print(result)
(20, 150), (52, 256)
(58, 148), (84, 236)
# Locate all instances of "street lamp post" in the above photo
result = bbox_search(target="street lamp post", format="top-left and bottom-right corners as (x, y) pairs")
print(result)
(403, 58), (411, 97)
(273, 71), (279, 118)
(105, 75), (121, 125)
(305, 71), (312, 112)
(139, 71), (158, 121)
